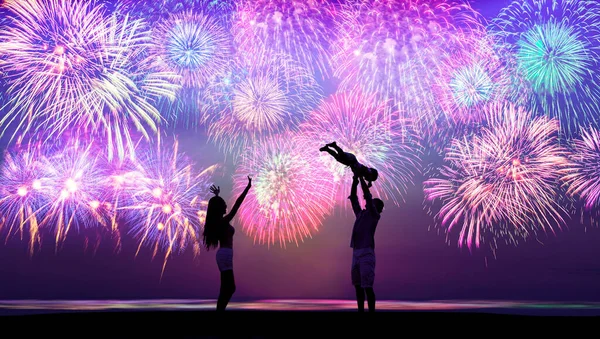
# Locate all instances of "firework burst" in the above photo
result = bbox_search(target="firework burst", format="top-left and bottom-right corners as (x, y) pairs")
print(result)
(0, 138), (53, 254)
(333, 0), (485, 129)
(562, 127), (600, 225)
(423, 101), (570, 252)
(115, 0), (237, 26)
(428, 33), (525, 149)
(149, 10), (233, 88)
(232, 0), (339, 79)
(39, 139), (112, 246)
(119, 135), (217, 274)
(433, 34), (517, 127)
(99, 144), (147, 250)
(0, 0), (181, 161)
(297, 91), (422, 207)
(489, 0), (600, 135)
(232, 133), (336, 247)
(204, 54), (322, 158)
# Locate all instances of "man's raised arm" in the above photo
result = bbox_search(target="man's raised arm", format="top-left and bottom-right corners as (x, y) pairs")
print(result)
(359, 176), (378, 216)
(348, 175), (361, 217)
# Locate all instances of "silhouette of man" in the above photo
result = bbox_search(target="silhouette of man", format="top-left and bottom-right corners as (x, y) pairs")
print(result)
(348, 175), (384, 312)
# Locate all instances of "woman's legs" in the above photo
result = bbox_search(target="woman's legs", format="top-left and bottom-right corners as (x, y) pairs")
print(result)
(216, 269), (236, 311)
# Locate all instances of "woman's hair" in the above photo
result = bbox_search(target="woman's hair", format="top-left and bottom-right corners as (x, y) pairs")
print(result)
(202, 195), (227, 250)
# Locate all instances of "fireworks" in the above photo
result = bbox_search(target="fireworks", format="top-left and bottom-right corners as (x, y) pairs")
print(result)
(231, 134), (336, 247)
(204, 54), (322, 157)
(39, 139), (112, 245)
(562, 127), (600, 224)
(489, 0), (600, 135)
(333, 0), (484, 128)
(101, 144), (147, 249)
(118, 136), (217, 273)
(423, 102), (570, 251)
(0, 139), (52, 254)
(0, 0), (181, 161)
(297, 91), (422, 207)
(149, 10), (233, 88)
(115, 0), (237, 26)
(428, 33), (525, 150)
(433, 34), (517, 127)
(232, 0), (339, 79)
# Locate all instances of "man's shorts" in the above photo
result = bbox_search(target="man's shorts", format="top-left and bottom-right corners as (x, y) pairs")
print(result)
(216, 248), (233, 272)
(351, 247), (376, 288)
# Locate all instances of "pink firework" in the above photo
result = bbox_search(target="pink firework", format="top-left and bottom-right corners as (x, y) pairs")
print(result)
(332, 0), (484, 131)
(297, 91), (422, 207)
(0, 137), (53, 254)
(100, 144), (148, 250)
(231, 133), (336, 247)
(118, 135), (218, 273)
(423, 101), (570, 252)
(203, 54), (322, 158)
(232, 0), (340, 79)
(563, 127), (600, 225)
(0, 0), (181, 161)
(39, 138), (113, 245)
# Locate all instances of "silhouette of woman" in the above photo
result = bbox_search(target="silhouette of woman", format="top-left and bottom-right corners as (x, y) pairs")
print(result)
(202, 176), (252, 311)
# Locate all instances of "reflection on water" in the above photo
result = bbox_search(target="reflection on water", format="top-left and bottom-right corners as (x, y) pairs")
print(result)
(1, 299), (600, 314)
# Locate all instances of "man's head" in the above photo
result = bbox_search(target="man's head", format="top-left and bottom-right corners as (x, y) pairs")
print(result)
(373, 198), (384, 214)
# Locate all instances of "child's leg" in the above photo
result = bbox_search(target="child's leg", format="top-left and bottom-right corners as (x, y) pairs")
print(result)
(320, 146), (342, 161)
(328, 141), (344, 154)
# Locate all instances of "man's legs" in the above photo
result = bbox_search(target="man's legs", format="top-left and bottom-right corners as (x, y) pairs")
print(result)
(354, 285), (365, 312)
(365, 287), (375, 312)
(351, 252), (364, 312)
(359, 249), (376, 312)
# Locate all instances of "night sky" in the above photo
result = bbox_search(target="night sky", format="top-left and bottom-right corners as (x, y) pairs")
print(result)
(2, 0), (600, 302)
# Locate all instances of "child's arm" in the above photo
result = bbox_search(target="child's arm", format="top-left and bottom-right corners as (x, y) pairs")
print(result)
(224, 176), (252, 223)
(348, 175), (361, 217)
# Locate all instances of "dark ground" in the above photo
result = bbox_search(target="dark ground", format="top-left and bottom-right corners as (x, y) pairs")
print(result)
(0, 311), (597, 337)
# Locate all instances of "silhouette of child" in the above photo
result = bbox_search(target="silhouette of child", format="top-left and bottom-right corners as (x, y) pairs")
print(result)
(320, 142), (378, 187)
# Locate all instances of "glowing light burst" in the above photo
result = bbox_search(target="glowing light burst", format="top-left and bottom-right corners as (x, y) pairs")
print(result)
(563, 127), (600, 225)
(40, 140), (112, 245)
(489, 0), (600, 135)
(333, 0), (485, 129)
(434, 35), (515, 126)
(232, 0), (339, 79)
(204, 55), (322, 157)
(423, 102), (570, 252)
(115, 0), (237, 26)
(0, 0), (181, 161)
(428, 33), (526, 150)
(297, 91), (422, 207)
(232, 134), (336, 247)
(149, 10), (233, 88)
(0, 140), (52, 254)
(100, 149), (147, 250)
(119, 137), (217, 272)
